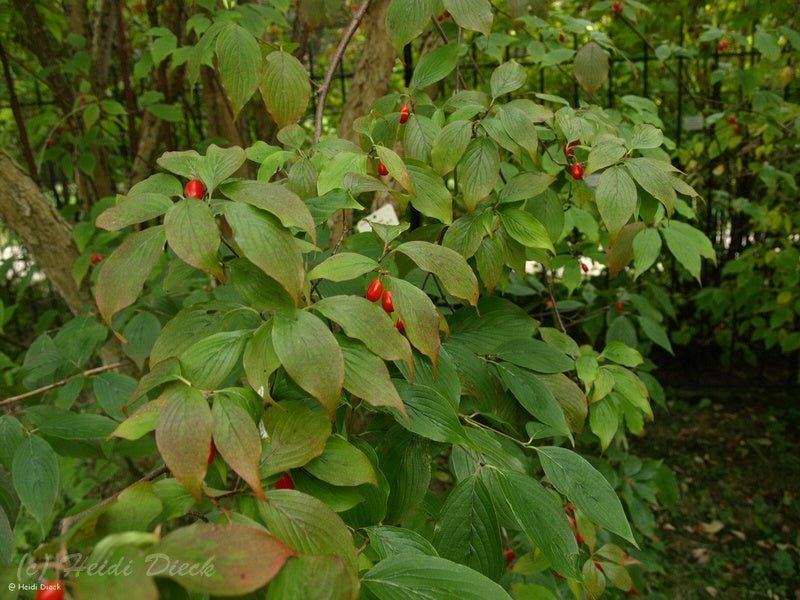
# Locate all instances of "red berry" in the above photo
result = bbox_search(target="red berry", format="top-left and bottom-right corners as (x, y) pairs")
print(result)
(78, 95), (86, 103)
(34, 582), (64, 600)
(595, 561), (604, 573)
(366, 278), (383, 302)
(616, 302), (624, 311)
(567, 503), (575, 514)
(46, 138), (55, 146)
(611, 0), (623, 17)
(184, 179), (205, 199)
(437, 10), (450, 22)
(575, 532), (584, 544)
(555, 572), (564, 580)
(381, 290), (394, 313)
(559, 33), (566, 43)
(570, 163), (584, 180)
(275, 472), (294, 490)
(207, 440), (216, 465)
(581, 261), (589, 273)
(90, 253), (104, 265)
(396, 319), (405, 333)
(627, 590), (640, 597)
(503, 549), (516, 563)
(719, 39), (729, 51)
(733, 124), (741, 134)
(564, 143), (575, 158)
(727, 115), (737, 124)
(378, 161), (389, 177)
(399, 105), (411, 124)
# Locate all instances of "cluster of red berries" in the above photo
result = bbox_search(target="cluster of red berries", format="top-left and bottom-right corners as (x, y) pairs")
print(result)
(90, 253), (104, 265)
(184, 179), (205, 200)
(366, 278), (404, 332)
(34, 582), (64, 600)
(727, 114), (741, 134)
(610, 0), (623, 19)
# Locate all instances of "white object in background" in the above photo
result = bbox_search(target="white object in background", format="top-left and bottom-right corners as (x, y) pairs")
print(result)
(585, 174), (601, 188)
(683, 115), (704, 131)
(356, 203), (400, 233)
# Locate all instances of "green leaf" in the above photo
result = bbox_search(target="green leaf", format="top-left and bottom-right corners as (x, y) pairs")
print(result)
(155, 386), (212, 500)
(153, 523), (295, 595)
(431, 120), (472, 176)
(595, 166), (637, 240)
(406, 162), (453, 224)
(366, 526), (438, 560)
(36, 411), (117, 439)
(95, 226), (165, 325)
(753, 29), (780, 61)
(574, 42), (609, 96)
(314, 295), (412, 364)
(499, 105), (538, 161)
(243, 321), (280, 398)
(212, 395), (265, 498)
(375, 145), (414, 192)
(495, 470), (580, 579)
(394, 241), (479, 305)
(433, 475), (503, 580)
(220, 180), (316, 241)
(229, 258), (295, 311)
(272, 310), (344, 414)
(72, 544), (157, 600)
(637, 316), (674, 354)
(265, 554), (358, 600)
(363, 554), (512, 600)
(12, 436), (59, 531)
(157, 149), (201, 179)
(632, 228), (661, 279)
(494, 339), (573, 373)
(600, 341), (643, 367)
(537, 446), (636, 544)
(386, 279), (441, 369)
(110, 396), (165, 440)
(443, 0), (493, 36)
(260, 49), (311, 127)
(661, 220), (715, 282)
(587, 142), (626, 175)
(197, 144), (246, 193)
(475, 235), (505, 293)
(261, 400), (330, 477)
(495, 363), (572, 439)
(215, 24), (261, 117)
(0, 508), (12, 564)
(500, 209), (554, 253)
(95, 193), (173, 231)
(628, 124), (663, 150)
(0, 416), (24, 471)
(180, 330), (248, 389)
(223, 202), (304, 301)
(490, 60), (526, 97)
(305, 436), (378, 487)
(339, 338), (407, 416)
(258, 490), (359, 574)
(164, 199), (223, 280)
(589, 397), (618, 450)
(394, 381), (469, 445)
(386, 0), (435, 51)
(412, 43), (459, 89)
(308, 253), (379, 282)
(459, 137), (500, 212)
(498, 172), (556, 204)
(625, 158), (676, 213)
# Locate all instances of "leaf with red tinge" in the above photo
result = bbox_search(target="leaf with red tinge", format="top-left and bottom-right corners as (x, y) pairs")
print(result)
(212, 395), (265, 499)
(152, 522), (296, 595)
(155, 386), (212, 500)
(606, 222), (645, 279)
(95, 226), (166, 325)
(165, 199), (224, 281)
(386, 279), (441, 372)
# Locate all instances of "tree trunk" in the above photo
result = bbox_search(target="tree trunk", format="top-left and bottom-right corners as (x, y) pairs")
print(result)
(0, 151), (134, 370)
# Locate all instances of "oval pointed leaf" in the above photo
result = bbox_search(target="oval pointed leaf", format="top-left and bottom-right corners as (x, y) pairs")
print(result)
(179, 330), (248, 389)
(272, 310), (344, 414)
(595, 166), (637, 240)
(407, 162), (453, 224)
(266, 554), (358, 600)
(394, 241), (478, 305)
(491, 60), (526, 97)
(386, 279), (441, 370)
(500, 209), (554, 253)
(431, 120), (472, 175)
(262, 399), (330, 477)
(537, 446), (636, 544)
(95, 226), (166, 325)
(339, 338), (406, 416)
(197, 144), (247, 193)
(220, 180), (316, 241)
(224, 202), (304, 302)
(459, 137), (500, 212)
(386, 0), (435, 51)
(305, 436), (378, 487)
(96, 193), (173, 231)
(443, 0), (493, 36)
(216, 24), (261, 117)
(574, 42), (609, 96)
(154, 523), (296, 595)
(411, 42), (459, 90)
(495, 363), (571, 439)
(308, 253), (379, 282)
(12, 436), (59, 530)
(165, 199), (223, 280)
(155, 386), (212, 500)
(212, 395), (265, 498)
(260, 50), (311, 127)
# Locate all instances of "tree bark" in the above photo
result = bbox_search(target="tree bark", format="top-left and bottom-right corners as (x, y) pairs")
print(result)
(0, 151), (134, 370)
(337, 0), (396, 144)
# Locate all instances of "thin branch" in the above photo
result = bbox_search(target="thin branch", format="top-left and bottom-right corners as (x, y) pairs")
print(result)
(0, 40), (39, 183)
(0, 362), (125, 407)
(314, 0), (372, 143)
